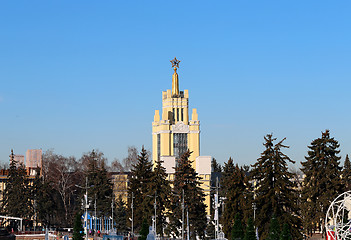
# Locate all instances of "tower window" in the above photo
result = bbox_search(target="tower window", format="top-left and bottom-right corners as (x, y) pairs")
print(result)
(177, 108), (179, 122)
(173, 133), (187, 161)
(181, 108), (184, 121)
(173, 108), (175, 122)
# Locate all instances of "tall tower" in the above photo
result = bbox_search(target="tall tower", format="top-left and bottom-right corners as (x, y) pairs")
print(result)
(152, 58), (200, 168)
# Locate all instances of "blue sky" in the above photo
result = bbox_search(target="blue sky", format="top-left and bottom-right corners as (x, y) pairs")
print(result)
(0, 1), (350, 168)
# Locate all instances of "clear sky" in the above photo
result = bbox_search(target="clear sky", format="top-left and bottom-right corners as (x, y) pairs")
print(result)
(0, 1), (350, 168)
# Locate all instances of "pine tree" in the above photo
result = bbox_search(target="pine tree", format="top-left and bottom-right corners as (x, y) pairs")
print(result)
(84, 150), (113, 219)
(231, 213), (244, 240)
(150, 158), (171, 236)
(267, 216), (280, 240)
(251, 134), (301, 240)
(280, 223), (292, 240)
(212, 158), (222, 173)
(301, 130), (342, 236)
(31, 168), (54, 227)
(221, 158), (252, 237)
(128, 147), (154, 232)
(115, 196), (128, 235)
(343, 155), (351, 191)
(73, 212), (84, 240)
(168, 150), (207, 239)
(139, 218), (149, 240)
(243, 218), (256, 240)
(1, 150), (31, 222)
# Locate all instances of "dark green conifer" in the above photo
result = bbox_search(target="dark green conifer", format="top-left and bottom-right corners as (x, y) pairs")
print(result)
(212, 158), (222, 173)
(221, 158), (251, 237)
(343, 154), (351, 191)
(231, 213), (244, 240)
(280, 223), (292, 240)
(84, 150), (113, 219)
(150, 158), (171, 236)
(251, 134), (301, 240)
(267, 216), (280, 240)
(301, 130), (342, 236)
(168, 150), (207, 239)
(115, 196), (128, 235)
(1, 150), (31, 221)
(139, 218), (149, 240)
(243, 218), (256, 240)
(73, 212), (84, 240)
(31, 168), (56, 227)
(128, 147), (154, 232)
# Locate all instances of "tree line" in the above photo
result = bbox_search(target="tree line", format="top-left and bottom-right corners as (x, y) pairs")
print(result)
(0, 129), (350, 240)
(0, 147), (138, 231)
(213, 129), (349, 240)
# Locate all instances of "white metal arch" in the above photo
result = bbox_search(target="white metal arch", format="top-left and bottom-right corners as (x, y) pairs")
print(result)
(325, 191), (351, 240)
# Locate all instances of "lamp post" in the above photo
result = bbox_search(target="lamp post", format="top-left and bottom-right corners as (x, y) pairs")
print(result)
(186, 207), (189, 240)
(147, 192), (158, 237)
(76, 177), (93, 240)
(94, 194), (97, 236)
(204, 177), (225, 240)
(252, 203), (256, 221)
(84, 178), (89, 240)
(111, 198), (114, 232)
(182, 189), (185, 240)
(130, 192), (134, 237)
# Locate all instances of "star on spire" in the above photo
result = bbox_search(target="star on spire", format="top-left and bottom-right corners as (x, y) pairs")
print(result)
(170, 57), (181, 69)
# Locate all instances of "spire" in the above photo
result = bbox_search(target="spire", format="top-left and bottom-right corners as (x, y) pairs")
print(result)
(170, 57), (180, 97)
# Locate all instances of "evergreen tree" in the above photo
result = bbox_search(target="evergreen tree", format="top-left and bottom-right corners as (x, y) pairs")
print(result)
(1, 150), (31, 223)
(231, 213), (244, 240)
(280, 223), (292, 240)
(139, 218), (149, 240)
(212, 158), (222, 173)
(168, 151), (207, 239)
(150, 158), (171, 236)
(243, 218), (256, 240)
(267, 216), (280, 240)
(31, 168), (56, 227)
(73, 212), (84, 240)
(83, 150), (113, 219)
(251, 134), (301, 240)
(114, 196), (128, 235)
(221, 158), (252, 237)
(128, 147), (154, 232)
(343, 154), (351, 191)
(301, 130), (342, 236)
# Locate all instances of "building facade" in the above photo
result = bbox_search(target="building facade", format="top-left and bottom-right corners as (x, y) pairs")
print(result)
(26, 149), (42, 169)
(152, 58), (211, 214)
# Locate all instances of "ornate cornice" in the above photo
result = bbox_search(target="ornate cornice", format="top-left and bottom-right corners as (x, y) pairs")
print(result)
(172, 122), (190, 133)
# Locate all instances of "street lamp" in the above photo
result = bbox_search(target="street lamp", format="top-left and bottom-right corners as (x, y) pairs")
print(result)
(186, 206), (189, 240)
(252, 203), (256, 221)
(147, 192), (158, 237)
(128, 192), (135, 237)
(182, 189), (185, 240)
(204, 177), (222, 240)
(76, 177), (93, 240)
(173, 190), (185, 240)
(111, 199), (114, 232)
